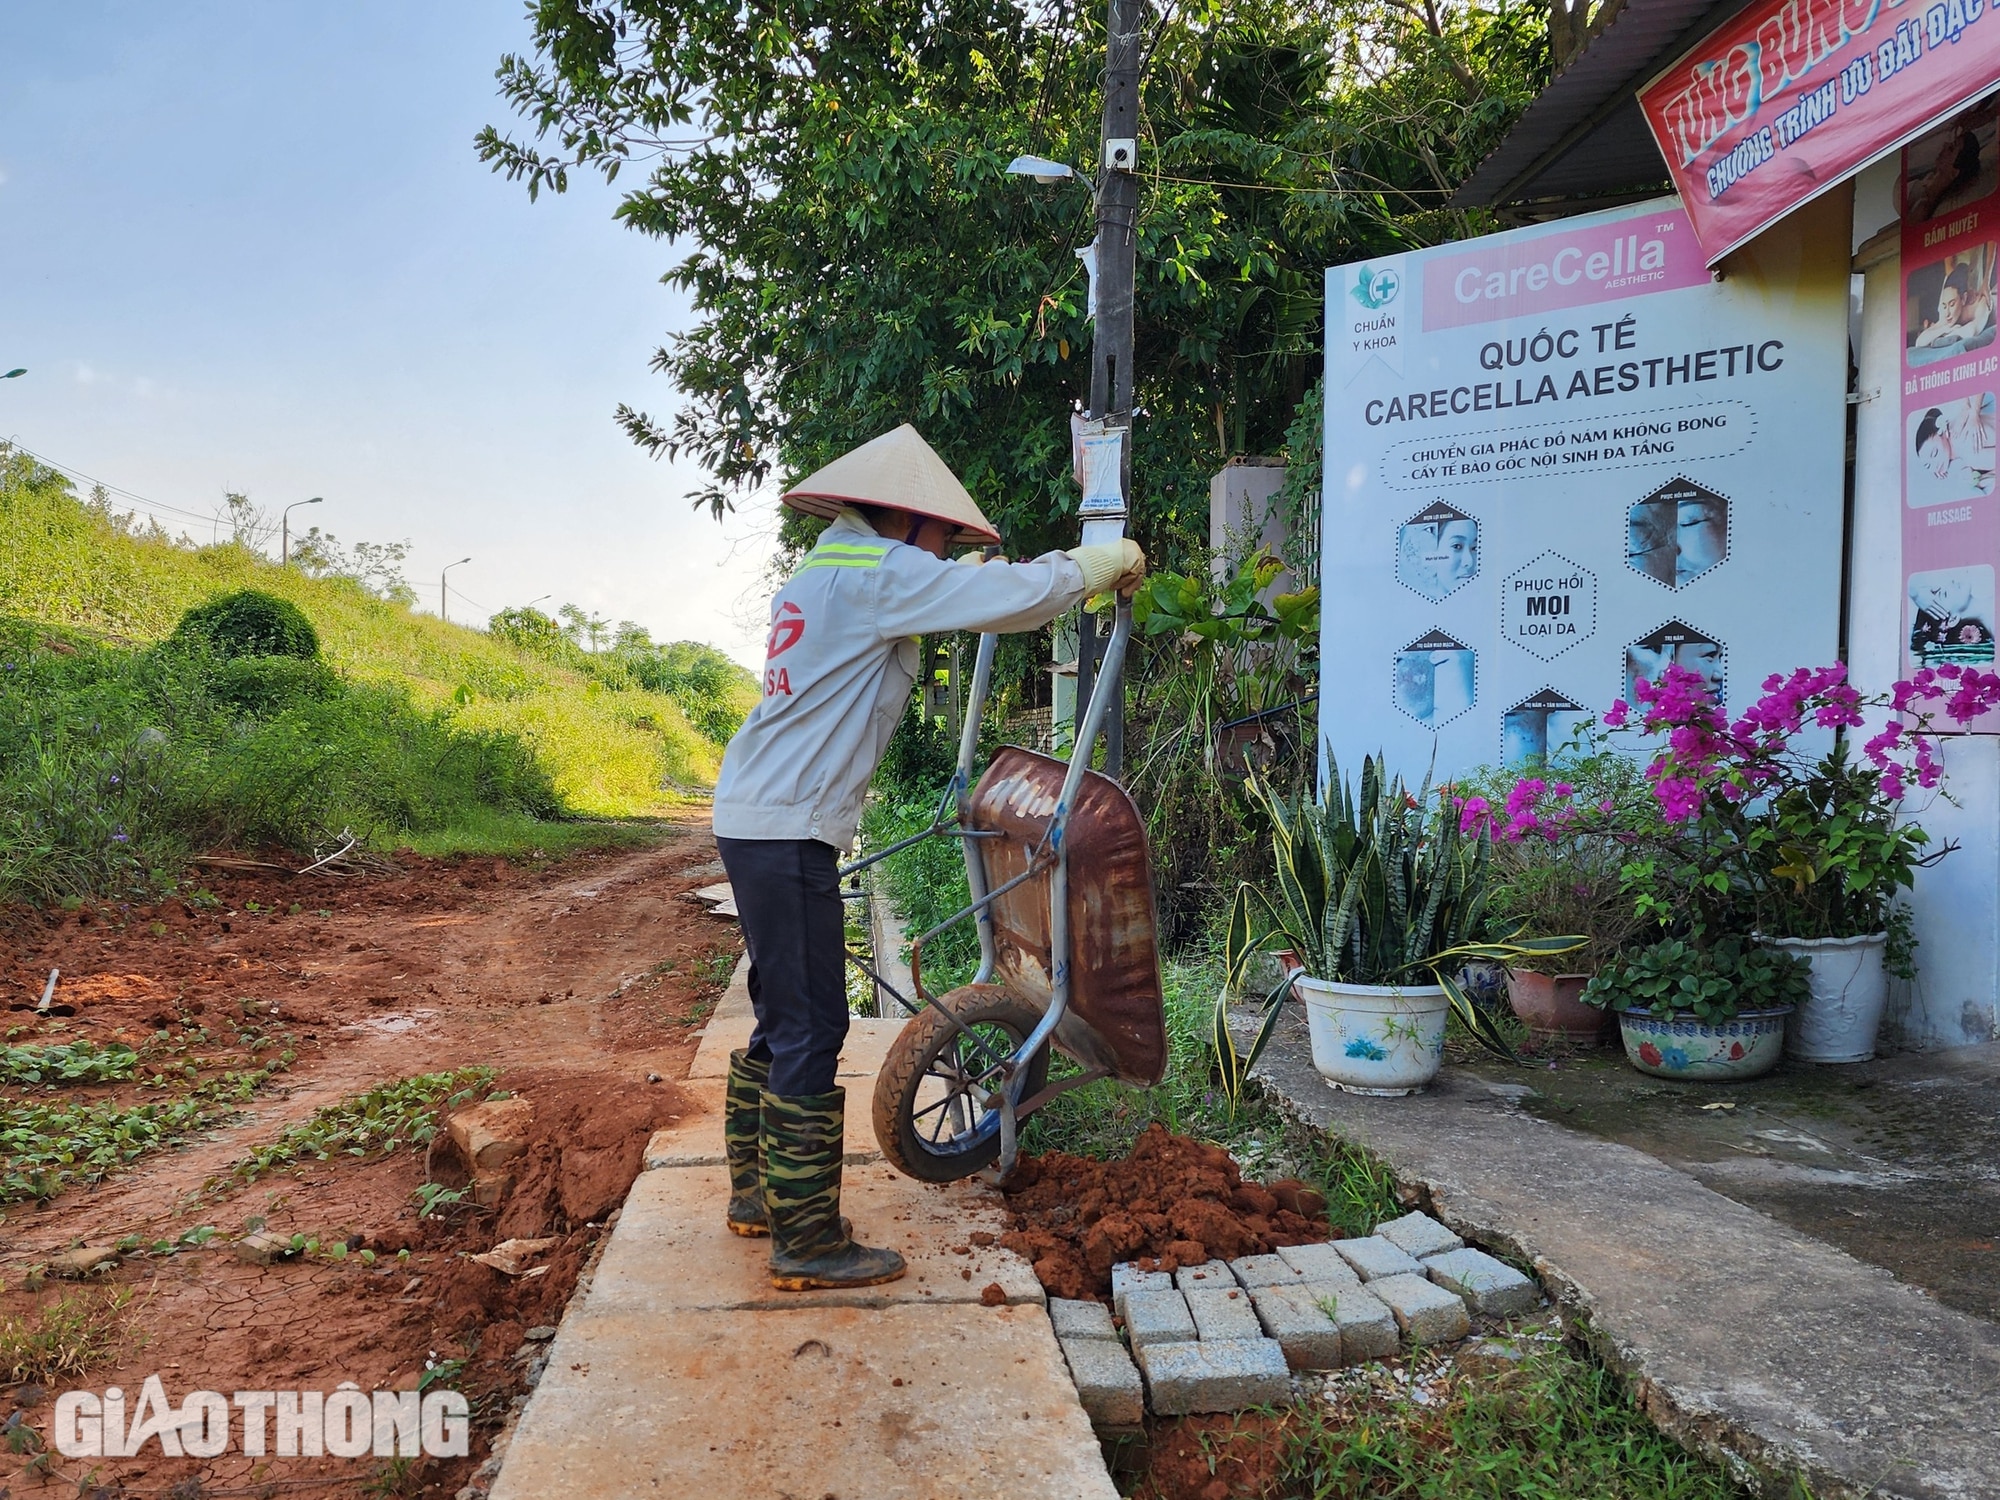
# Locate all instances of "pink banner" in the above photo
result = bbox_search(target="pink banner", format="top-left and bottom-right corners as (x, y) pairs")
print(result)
(1899, 101), (2000, 731)
(1420, 210), (1711, 330)
(1639, 0), (2000, 264)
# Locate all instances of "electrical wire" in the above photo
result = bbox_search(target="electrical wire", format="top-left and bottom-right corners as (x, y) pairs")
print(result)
(5, 439), (225, 527)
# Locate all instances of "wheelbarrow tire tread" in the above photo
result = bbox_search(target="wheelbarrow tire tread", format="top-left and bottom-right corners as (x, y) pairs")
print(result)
(872, 986), (1049, 1184)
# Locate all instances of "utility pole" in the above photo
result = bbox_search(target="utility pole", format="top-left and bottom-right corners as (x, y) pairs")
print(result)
(1073, 0), (1142, 778)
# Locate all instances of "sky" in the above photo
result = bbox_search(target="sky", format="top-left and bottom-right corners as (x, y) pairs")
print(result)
(0, 2), (779, 667)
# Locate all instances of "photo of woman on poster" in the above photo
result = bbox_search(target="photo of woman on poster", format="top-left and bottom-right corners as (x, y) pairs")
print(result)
(1395, 503), (1479, 602)
(1625, 623), (1725, 706)
(1905, 105), (1999, 224)
(1907, 244), (1997, 366)
(1625, 479), (1728, 589)
(1909, 392), (1998, 505)
(1500, 689), (1589, 767)
(1909, 565), (1998, 665)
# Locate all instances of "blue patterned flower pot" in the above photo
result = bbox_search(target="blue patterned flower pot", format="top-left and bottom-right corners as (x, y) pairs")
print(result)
(1295, 977), (1449, 1095)
(1615, 1007), (1794, 1080)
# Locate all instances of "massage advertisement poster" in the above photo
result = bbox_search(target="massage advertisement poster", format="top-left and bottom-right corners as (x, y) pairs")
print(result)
(1319, 196), (1850, 784)
(1900, 99), (2000, 731)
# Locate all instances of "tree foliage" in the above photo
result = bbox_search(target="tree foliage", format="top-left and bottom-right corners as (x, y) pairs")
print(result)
(480, 0), (1546, 562)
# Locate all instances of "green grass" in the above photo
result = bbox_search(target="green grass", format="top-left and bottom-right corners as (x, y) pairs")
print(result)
(1282, 1341), (1760, 1499)
(0, 1288), (132, 1385)
(0, 449), (749, 897)
(397, 812), (674, 860)
(212, 1066), (496, 1192)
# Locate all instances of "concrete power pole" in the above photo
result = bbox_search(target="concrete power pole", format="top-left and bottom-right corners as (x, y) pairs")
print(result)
(1073, 0), (1142, 778)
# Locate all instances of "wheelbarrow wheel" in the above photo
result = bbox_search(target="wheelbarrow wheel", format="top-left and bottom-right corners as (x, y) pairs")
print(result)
(872, 984), (1050, 1184)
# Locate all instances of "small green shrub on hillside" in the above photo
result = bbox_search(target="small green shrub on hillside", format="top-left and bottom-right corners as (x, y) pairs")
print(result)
(170, 589), (320, 660)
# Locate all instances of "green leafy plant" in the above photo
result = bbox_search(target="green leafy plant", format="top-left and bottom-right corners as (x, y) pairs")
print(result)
(0, 1039), (140, 1086)
(1220, 758), (1583, 1098)
(413, 1182), (470, 1219)
(216, 1067), (496, 1191)
(168, 589), (320, 660)
(1582, 935), (1811, 1023)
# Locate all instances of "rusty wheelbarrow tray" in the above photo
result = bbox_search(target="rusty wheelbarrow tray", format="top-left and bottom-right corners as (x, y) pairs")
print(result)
(846, 604), (1167, 1184)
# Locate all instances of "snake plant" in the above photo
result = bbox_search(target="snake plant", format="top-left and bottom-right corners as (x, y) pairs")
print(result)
(1215, 757), (1583, 1099)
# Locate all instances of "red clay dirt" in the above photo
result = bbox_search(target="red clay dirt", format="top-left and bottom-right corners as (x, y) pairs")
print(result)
(1125, 1412), (1299, 1500)
(0, 815), (739, 1496)
(1000, 1124), (1333, 1300)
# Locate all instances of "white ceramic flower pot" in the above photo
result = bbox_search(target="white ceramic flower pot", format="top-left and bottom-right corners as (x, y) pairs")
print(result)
(1293, 976), (1449, 1096)
(1764, 931), (1890, 1063)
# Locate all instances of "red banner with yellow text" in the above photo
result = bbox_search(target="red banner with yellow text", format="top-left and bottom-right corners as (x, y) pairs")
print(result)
(1638, 0), (2000, 263)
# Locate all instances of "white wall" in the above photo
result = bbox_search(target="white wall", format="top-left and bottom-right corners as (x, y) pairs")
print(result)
(1848, 155), (2000, 1048)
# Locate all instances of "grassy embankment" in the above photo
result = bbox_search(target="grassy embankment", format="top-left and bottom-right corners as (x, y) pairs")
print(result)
(0, 447), (754, 898)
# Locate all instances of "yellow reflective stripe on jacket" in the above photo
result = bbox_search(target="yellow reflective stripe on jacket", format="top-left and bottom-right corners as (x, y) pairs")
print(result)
(792, 541), (889, 576)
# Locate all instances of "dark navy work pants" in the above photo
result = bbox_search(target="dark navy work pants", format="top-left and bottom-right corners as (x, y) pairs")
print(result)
(714, 836), (850, 1097)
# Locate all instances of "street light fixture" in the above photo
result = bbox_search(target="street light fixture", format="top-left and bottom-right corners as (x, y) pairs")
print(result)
(1006, 155), (1075, 184)
(281, 496), (323, 566)
(1, 369), (25, 381)
(441, 557), (472, 624)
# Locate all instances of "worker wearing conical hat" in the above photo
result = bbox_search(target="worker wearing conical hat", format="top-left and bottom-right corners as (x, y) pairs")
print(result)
(712, 424), (1144, 1291)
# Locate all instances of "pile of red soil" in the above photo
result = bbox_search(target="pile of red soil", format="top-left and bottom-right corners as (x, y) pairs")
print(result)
(1000, 1124), (1334, 1300)
(1127, 1412), (1298, 1500)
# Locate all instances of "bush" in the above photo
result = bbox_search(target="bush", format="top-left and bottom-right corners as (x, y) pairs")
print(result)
(169, 590), (320, 660)
(209, 655), (341, 716)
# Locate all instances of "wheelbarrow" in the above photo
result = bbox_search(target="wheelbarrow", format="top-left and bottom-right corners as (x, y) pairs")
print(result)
(841, 602), (1167, 1184)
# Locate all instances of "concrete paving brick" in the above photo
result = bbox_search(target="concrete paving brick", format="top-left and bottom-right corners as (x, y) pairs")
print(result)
(1423, 1248), (1540, 1316)
(1175, 1258), (1238, 1293)
(1370, 1272), (1472, 1344)
(1122, 1288), (1196, 1348)
(1050, 1298), (1119, 1342)
(1185, 1286), (1262, 1342)
(1273, 1242), (1363, 1287)
(1332, 1235), (1426, 1281)
(1230, 1253), (1307, 1288)
(1061, 1337), (1145, 1427)
(1309, 1283), (1400, 1363)
(1246, 1284), (1342, 1371)
(1375, 1211), (1463, 1259)
(1112, 1263), (1174, 1325)
(1136, 1339), (1291, 1416)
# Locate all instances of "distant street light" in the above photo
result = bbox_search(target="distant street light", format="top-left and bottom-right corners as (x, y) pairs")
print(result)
(526, 594), (551, 611)
(441, 557), (473, 623)
(1, 369), (25, 381)
(281, 496), (323, 565)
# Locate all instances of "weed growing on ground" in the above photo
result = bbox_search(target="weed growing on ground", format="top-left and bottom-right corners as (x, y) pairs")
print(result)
(0, 1060), (289, 1202)
(1284, 1340), (1759, 1498)
(0, 1040), (139, 1087)
(0, 1288), (132, 1384)
(217, 1067), (496, 1190)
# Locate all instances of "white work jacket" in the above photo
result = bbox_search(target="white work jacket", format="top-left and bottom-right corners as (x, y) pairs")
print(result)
(711, 510), (1089, 849)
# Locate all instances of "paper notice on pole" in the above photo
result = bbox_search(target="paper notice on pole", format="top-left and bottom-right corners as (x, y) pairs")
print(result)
(1079, 430), (1125, 516)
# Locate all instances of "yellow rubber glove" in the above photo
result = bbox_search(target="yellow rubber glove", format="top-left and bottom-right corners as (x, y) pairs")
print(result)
(1066, 539), (1146, 597)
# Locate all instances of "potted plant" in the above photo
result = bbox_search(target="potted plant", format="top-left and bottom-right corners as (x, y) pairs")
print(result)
(1221, 758), (1580, 1096)
(1477, 661), (2000, 1075)
(1599, 662), (1997, 1063)
(1583, 934), (1809, 1078)
(1458, 731), (1650, 1041)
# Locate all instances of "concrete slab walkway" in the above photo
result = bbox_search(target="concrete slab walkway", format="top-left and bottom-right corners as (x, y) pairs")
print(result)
(491, 962), (1118, 1500)
(1252, 1012), (2000, 1500)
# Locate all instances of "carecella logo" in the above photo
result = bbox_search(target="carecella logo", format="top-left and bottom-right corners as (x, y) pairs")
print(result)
(1352, 265), (1401, 310)
(52, 1378), (469, 1459)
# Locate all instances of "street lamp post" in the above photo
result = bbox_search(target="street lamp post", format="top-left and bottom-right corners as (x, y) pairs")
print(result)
(281, 497), (323, 566)
(1, 369), (25, 381)
(441, 557), (472, 624)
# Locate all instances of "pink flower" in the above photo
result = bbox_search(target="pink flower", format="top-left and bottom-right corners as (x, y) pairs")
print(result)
(1603, 699), (1630, 728)
(1457, 796), (1492, 835)
(1653, 776), (1703, 823)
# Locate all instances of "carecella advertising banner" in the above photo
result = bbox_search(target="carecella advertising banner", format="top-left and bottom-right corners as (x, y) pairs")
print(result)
(1637, 0), (2000, 264)
(1319, 195), (1850, 786)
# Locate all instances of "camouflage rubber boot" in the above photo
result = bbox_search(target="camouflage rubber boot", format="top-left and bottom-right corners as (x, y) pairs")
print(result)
(723, 1049), (771, 1236)
(761, 1087), (906, 1291)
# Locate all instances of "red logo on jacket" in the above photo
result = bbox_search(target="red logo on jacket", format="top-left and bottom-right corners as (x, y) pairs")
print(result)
(765, 602), (803, 696)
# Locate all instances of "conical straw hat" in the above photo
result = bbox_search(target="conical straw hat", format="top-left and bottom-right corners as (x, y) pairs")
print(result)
(781, 424), (1001, 544)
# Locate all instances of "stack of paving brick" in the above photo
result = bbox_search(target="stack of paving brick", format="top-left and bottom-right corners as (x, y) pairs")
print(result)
(1051, 1212), (1540, 1422)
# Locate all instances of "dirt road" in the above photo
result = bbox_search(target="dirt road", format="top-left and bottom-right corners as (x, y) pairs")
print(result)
(0, 814), (739, 1496)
